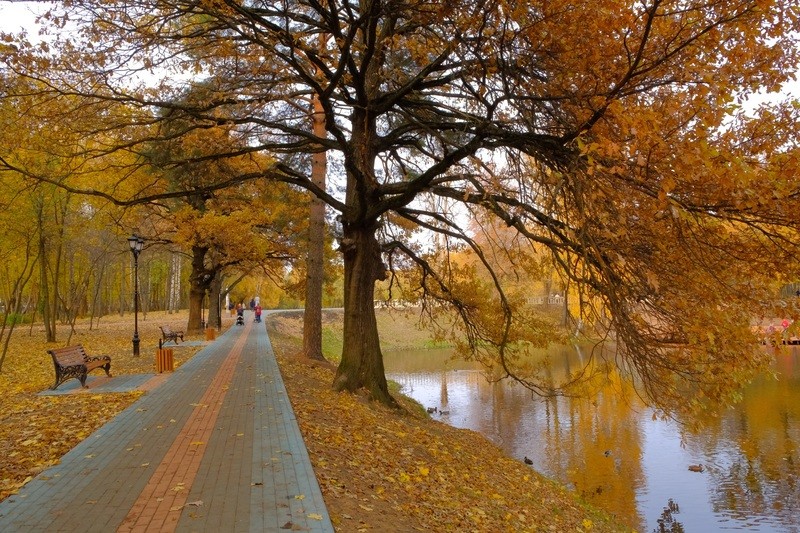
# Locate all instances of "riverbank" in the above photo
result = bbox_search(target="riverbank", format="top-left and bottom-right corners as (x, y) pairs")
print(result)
(268, 310), (629, 532)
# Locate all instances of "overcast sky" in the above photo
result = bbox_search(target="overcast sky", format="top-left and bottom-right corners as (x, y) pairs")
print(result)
(0, 1), (49, 34)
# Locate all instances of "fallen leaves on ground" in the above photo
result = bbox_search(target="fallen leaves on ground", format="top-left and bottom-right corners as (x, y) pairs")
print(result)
(272, 343), (629, 532)
(1, 311), (628, 532)
(0, 311), (202, 501)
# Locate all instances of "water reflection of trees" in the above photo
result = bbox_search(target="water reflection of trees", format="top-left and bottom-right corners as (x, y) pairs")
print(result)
(388, 344), (648, 530)
(386, 347), (800, 532)
(687, 350), (800, 528)
(540, 387), (645, 529)
(653, 499), (685, 533)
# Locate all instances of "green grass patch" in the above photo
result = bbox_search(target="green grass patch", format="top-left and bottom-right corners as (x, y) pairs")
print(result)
(321, 326), (343, 362)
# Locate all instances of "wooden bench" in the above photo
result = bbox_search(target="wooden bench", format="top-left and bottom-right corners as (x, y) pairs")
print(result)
(159, 325), (184, 344)
(48, 345), (112, 390)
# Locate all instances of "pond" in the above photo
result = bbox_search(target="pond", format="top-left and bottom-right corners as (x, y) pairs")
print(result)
(385, 346), (800, 532)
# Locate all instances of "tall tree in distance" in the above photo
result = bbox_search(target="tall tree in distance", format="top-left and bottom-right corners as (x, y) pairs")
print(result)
(1, 1), (799, 415)
(302, 89), (329, 361)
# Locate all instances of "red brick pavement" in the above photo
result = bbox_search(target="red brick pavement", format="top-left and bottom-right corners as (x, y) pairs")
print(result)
(118, 321), (251, 532)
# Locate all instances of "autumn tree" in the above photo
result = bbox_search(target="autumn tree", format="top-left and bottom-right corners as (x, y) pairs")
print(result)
(139, 120), (304, 333)
(303, 90), (330, 361)
(0, 72), (124, 343)
(2, 1), (800, 413)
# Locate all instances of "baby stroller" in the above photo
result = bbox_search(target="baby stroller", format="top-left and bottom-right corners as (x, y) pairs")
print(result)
(236, 309), (245, 326)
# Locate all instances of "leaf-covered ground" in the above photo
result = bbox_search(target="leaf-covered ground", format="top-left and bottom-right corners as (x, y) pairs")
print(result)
(0, 312), (201, 501)
(1, 311), (629, 531)
(268, 316), (630, 532)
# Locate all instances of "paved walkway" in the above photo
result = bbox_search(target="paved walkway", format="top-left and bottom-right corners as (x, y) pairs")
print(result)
(0, 316), (334, 532)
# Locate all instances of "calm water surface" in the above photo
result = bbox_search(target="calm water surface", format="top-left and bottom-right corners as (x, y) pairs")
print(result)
(385, 346), (800, 532)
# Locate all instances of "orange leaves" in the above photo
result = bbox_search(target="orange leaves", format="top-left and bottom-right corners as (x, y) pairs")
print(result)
(274, 346), (624, 532)
(0, 392), (140, 500)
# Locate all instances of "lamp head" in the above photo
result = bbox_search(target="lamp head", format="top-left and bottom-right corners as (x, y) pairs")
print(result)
(128, 235), (144, 254)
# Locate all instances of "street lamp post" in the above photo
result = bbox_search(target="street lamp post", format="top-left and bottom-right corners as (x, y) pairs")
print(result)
(127, 235), (144, 357)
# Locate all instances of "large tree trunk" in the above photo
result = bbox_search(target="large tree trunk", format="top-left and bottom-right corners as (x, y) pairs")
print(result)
(331, 95), (397, 404)
(303, 92), (327, 361)
(187, 286), (204, 333)
(333, 226), (396, 406)
(187, 245), (211, 334)
(208, 273), (222, 329)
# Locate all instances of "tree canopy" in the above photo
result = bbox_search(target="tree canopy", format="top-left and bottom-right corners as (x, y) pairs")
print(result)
(2, 0), (800, 415)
